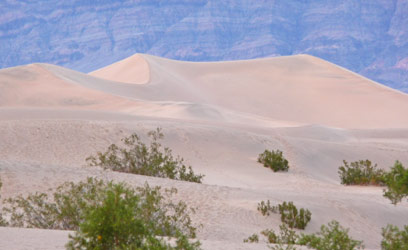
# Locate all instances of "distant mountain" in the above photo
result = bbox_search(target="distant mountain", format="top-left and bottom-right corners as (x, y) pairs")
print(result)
(1, 0), (407, 92)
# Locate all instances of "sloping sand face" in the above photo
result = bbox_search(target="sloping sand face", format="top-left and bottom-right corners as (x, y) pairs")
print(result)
(89, 54), (150, 85)
(139, 54), (408, 129)
(0, 54), (407, 249)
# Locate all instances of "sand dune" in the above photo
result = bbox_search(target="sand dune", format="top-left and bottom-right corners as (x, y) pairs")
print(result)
(0, 54), (407, 249)
(92, 53), (408, 129)
(1, 53), (407, 128)
(89, 54), (150, 85)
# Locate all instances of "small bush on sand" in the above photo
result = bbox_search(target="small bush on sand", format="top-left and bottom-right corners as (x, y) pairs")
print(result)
(258, 200), (311, 230)
(243, 233), (259, 243)
(298, 220), (364, 250)
(261, 224), (299, 245)
(67, 182), (167, 249)
(246, 220), (363, 250)
(87, 128), (204, 183)
(381, 224), (408, 250)
(383, 161), (408, 205)
(258, 149), (289, 172)
(2, 178), (199, 243)
(338, 160), (385, 186)
(257, 199), (274, 216)
(66, 181), (201, 250)
(245, 225), (298, 249)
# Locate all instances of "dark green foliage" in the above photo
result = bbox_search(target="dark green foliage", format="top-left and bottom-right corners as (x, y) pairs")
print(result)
(258, 200), (311, 230)
(3, 178), (107, 229)
(243, 233), (259, 243)
(297, 220), (364, 250)
(66, 182), (201, 249)
(66, 183), (164, 249)
(383, 161), (408, 205)
(246, 224), (298, 249)
(257, 200), (274, 216)
(87, 128), (204, 183)
(261, 224), (299, 245)
(381, 224), (408, 250)
(2, 178), (199, 241)
(261, 229), (278, 244)
(276, 202), (311, 230)
(338, 160), (385, 186)
(258, 150), (289, 172)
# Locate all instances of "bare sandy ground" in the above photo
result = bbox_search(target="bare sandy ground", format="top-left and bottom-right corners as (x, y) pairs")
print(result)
(0, 54), (407, 249)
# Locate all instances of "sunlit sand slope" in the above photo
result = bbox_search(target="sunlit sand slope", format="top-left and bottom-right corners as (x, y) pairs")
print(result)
(0, 54), (407, 249)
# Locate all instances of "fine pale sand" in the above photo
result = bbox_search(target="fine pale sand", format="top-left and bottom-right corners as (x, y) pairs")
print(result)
(0, 54), (407, 249)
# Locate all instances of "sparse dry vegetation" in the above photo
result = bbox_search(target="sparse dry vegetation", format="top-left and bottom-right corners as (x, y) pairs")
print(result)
(1, 178), (201, 249)
(243, 233), (259, 243)
(381, 224), (408, 250)
(258, 200), (311, 230)
(338, 160), (385, 186)
(383, 161), (408, 205)
(245, 220), (364, 250)
(297, 220), (364, 250)
(258, 149), (289, 172)
(87, 128), (204, 183)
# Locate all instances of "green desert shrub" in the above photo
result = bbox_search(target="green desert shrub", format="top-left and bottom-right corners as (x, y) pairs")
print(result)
(66, 182), (201, 250)
(383, 161), (408, 205)
(246, 220), (364, 249)
(2, 178), (199, 241)
(381, 224), (408, 250)
(261, 224), (299, 245)
(243, 233), (259, 243)
(257, 199), (274, 216)
(276, 202), (311, 230)
(87, 128), (204, 183)
(245, 225), (298, 249)
(258, 149), (289, 172)
(297, 220), (364, 250)
(258, 200), (311, 230)
(338, 160), (385, 186)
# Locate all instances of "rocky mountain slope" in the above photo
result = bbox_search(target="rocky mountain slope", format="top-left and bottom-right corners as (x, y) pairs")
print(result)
(1, 0), (407, 92)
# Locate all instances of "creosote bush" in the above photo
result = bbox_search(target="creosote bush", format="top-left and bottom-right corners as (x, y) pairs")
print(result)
(261, 224), (298, 245)
(67, 182), (166, 249)
(297, 220), (364, 250)
(257, 199), (273, 216)
(244, 224), (298, 250)
(381, 224), (408, 250)
(383, 161), (408, 205)
(258, 149), (289, 172)
(2, 178), (200, 249)
(66, 181), (200, 249)
(243, 233), (259, 243)
(87, 128), (204, 183)
(258, 200), (311, 230)
(338, 160), (385, 186)
(245, 220), (363, 250)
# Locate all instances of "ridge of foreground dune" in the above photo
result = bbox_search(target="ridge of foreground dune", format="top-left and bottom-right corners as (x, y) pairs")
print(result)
(0, 54), (408, 249)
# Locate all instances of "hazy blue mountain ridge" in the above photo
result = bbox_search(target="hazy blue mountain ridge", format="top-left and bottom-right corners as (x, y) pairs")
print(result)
(1, 0), (407, 92)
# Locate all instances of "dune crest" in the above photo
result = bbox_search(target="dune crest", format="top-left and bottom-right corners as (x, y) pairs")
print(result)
(89, 54), (150, 84)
